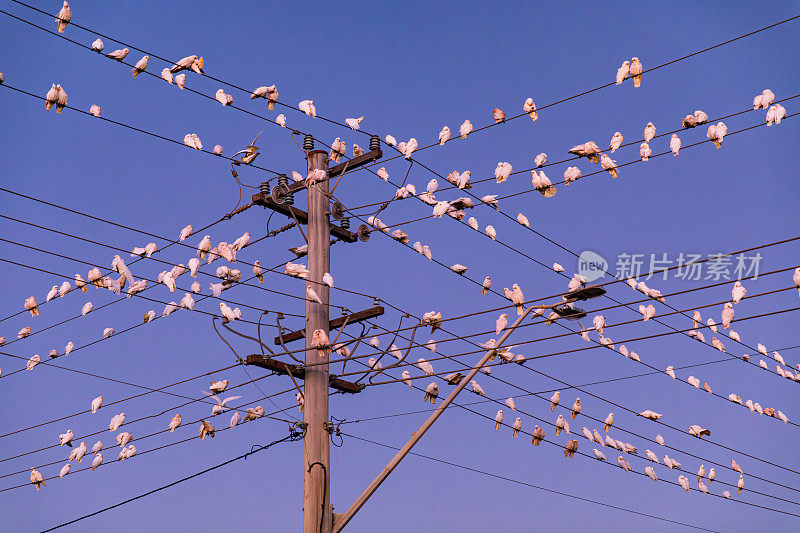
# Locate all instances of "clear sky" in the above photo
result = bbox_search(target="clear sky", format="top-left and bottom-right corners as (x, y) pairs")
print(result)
(1, 1), (799, 531)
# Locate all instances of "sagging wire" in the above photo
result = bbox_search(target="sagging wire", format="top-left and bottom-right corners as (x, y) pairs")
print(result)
(211, 317), (244, 363)
(368, 160), (414, 221)
(328, 416), (346, 448)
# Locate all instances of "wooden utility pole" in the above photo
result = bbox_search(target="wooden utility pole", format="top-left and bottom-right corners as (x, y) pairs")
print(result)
(303, 145), (332, 533)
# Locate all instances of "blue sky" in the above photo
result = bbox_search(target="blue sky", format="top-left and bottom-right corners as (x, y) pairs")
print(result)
(1, 1), (799, 531)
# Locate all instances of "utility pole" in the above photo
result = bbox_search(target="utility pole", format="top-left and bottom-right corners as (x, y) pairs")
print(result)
(304, 140), (332, 533)
(248, 134), (383, 532)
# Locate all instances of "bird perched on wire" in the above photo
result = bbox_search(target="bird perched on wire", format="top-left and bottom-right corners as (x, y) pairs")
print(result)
(55, 2), (72, 33)
(299, 100), (316, 118)
(199, 420), (215, 440)
(107, 48), (130, 61)
(131, 56), (149, 77)
(345, 116), (364, 130)
(424, 382), (439, 404)
(630, 57), (643, 87)
(30, 468), (45, 490)
(459, 120), (473, 139)
(615, 60), (630, 85)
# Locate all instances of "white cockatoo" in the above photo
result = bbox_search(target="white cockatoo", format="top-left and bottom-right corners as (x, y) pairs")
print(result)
(600, 154), (618, 178)
(670, 134), (681, 156)
(493, 410), (504, 430)
(555, 414), (569, 436)
(438, 126), (451, 145)
(109, 413), (125, 432)
(107, 48), (130, 61)
(161, 68), (174, 84)
(523, 98), (538, 121)
(492, 108), (506, 122)
(459, 119), (473, 139)
(630, 57), (643, 87)
(609, 132), (623, 152)
(131, 55), (149, 77)
(688, 425), (711, 438)
(470, 380), (485, 397)
(485, 225), (497, 241)
(618, 456), (632, 472)
(615, 60), (630, 84)
(345, 116), (364, 130)
(91, 396), (103, 413)
(275, 114), (287, 127)
(175, 73), (186, 89)
(494, 162), (512, 183)
(417, 358), (435, 376)
(512, 418), (523, 438)
(732, 281), (746, 303)
(91, 38), (104, 52)
(571, 398), (582, 419)
(424, 382), (439, 404)
(603, 412), (614, 432)
(563, 166), (581, 186)
(534, 152), (548, 167)
(550, 391), (561, 411)
(230, 411), (241, 428)
(721, 302), (734, 329)
(639, 142), (652, 161)
(299, 100), (316, 117)
(169, 413), (182, 433)
(643, 122), (656, 142)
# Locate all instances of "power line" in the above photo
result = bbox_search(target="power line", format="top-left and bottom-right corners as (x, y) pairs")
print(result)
(0, 375), (296, 468)
(39, 428), (302, 532)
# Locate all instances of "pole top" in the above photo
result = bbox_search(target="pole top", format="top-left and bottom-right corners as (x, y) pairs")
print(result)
(307, 149), (328, 158)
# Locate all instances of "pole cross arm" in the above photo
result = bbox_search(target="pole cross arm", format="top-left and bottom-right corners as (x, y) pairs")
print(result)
(274, 306), (385, 345)
(244, 355), (365, 394)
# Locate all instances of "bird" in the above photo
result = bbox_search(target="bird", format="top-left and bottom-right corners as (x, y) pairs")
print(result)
(512, 418), (523, 438)
(403, 138), (418, 159)
(55, 84), (68, 114)
(555, 414), (569, 436)
(417, 358), (435, 376)
(495, 313), (508, 335)
(470, 380), (485, 396)
(170, 55), (198, 73)
(131, 55), (149, 77)
(639, 142), (652, 161)
(571, 398), (581, 419)
(516, 213), (530, 227)
(729, 281), (748, 304)
(505, 397), (517, 411)
(59, 463), (71, 479)
(708, 468), (716, 485)
(55, 2), (72, 33)
(645, 466), (657, 482)
(618, 456), (632, 472)
(563, 166), (582, 186)
(160, 68), (174, 84)
(107, 48), (130, 61)
(523, 98), (538, 121)
(109, 413), (126, 432)
(59, 429), (74, 447)
(630, 57), (643, 87)
(494, 410), (504, 430)
(639, 304), (656, 320)
(480, 276), (492, 296)
(643, 122), (656, 143)
(91, 396), (103, 413)
(529, 425), (545, 446)
(459, 120), (473, 139)
(510, 284), (525, 315)
(103, 327), (115, 339)
(678, 475), (690, 492)
(230, 411), (242, 428)
(116, 432), (133, 448)
(609, 132), (623, 152)
(424, 382), (439, 404)
(718, 303), (735, 331)
(688, 425), (711, 438)
(44, 84), (57, 112)
(306, 286), (323, 305)
(670, 134), (681, 156)
(645, 449), (659, 463)
(65, 341), (74, 356)
(299, 100), (316, 118)
(438, 126), (451, 145)
(593, 448), (607, 461)
(604, 412), (614, 432)
(219, 302), (238, 323)
(639, 410), (662, 420)
(169, 414), (182, 433)
(275, 114), (287, 127)
(564, 439), (578, 458)
(199, 420), (215, 441)
(494, 162), (512, 183)
(175, 73), (186, 89)
(91, 38), (104, 52)
(615, 61), (630, 84)
(550, 391), (561, 411)
(24, 296), (39, 317)
(91, 453), (103, 471)
(666, 365), (676, 379)
(345, 116), (364, 130)
(89, 104), (101, 117)
(310, 329), (330, 357)
(600, 154), (618, 178)
(205, 394), (242, 416)
(738, 474), (745, 494)
(492, 108), (506, 123)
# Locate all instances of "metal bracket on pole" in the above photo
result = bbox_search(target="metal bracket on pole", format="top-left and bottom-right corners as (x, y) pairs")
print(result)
(332, 306), (534, 532)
